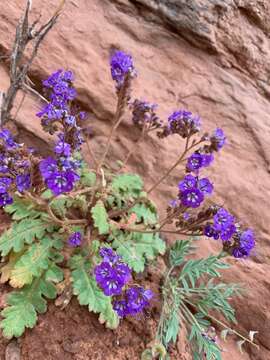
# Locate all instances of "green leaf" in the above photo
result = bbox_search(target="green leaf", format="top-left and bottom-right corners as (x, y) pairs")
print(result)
(0, 218), (54, 256)
(5, 196), (43, 220)
(111, 230), (166, 272)
(179, 255), (229, 288)
(169, 240), (193, 267)
(129, 202), (158, 225)
(111, 173), (143, 198)
(9, 238), (59, 288)
(0, 271), (58, 338)
(164, 310), (180, 344)
(91, 201), (109, 235)
(44, 263), (63, 283)
(80, 168), (96, 187)
(41, 189), (53, 199)
(50, 196), (73, 218)
(70, 255), (119, 329)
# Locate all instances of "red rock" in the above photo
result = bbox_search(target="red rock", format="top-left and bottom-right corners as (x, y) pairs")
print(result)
(0, 0), (269, 358)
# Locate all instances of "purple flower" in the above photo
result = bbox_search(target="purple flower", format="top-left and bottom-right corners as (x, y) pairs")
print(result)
(169, 199), (180, 208)
(232, 230), (255, 257)
(202, 153), (214, 167)
(0, 129), (19, 149)
(220, 223), (236, 241)
(125, 286), (153, 315)
(0, 192), (13, 207)
(110, 50), (135, 86)
(46, 170), (76, 195)
(39, 157), (58, 180)
(95, 248), (131, 296)
(114, 263), (131, 283)
(181, 188), (204, 208)
(99, 247), (120, 264)
(183, 212), (190, 221)
(211, 128), (226, 151)
(65, 115), (76, 126)
(0, 178), (12, 193)
(95, 262), (114, 284)
(99, 275), (125, 297)
(213, 208), (234, 232)
(198, 178), (213, 195)
(68, 232), (82, 247)
(204, 224), (220, 240)
(113, 299), (128, 318)
(178, 174), (197, 192)
(16, 174), (31, 192)
(187, 153), (204, 172)
(54, 140), (71, 157)
(167, 110), (201, 138)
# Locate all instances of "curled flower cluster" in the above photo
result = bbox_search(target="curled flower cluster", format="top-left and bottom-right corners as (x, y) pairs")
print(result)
(202, 207), (255, 258)
(0, 129), (31, 206)
(204, 208), (236, 241)
(110, 50), (136, 88)
(178, 174), (213, 208)
(186, 128), (226, 173)
(130, 99), (162, 131)
(38, 70), (85, 195)
(94, 248), (153, 317)
(164, 108), (255, 258)
(159, 110), (201, 138)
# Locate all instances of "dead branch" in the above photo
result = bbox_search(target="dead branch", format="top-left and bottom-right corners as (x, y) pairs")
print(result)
(0, 0), (65, 126)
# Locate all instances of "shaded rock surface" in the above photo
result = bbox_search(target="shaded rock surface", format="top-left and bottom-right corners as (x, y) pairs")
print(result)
(0, 0), (270, 359)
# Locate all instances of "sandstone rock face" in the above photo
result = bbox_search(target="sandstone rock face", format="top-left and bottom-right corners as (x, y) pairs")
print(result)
(0, 0), (270, 359)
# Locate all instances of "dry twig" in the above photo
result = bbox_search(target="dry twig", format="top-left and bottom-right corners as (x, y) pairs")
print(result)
(0, 0), (64, 125)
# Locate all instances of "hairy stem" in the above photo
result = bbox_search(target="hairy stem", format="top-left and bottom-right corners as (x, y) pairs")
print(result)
(146, 137), (202, 194)
(117, 125), (147, 173)
(96, 75), (131, 174)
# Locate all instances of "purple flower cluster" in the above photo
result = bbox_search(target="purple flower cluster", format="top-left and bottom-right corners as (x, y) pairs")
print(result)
(95, 247), (131, 296)
(178, 174), (213, 208)
(204, 208), (255, 258)
(185, 128), (226, 173)
(113, 286), (153, 317)
(210, 128), (226, 151)
(68, 231), (82, 247)
(110, 50), (136, 88)
(130, 99), (162, 131)
(37, 70), (85, 195)
(37, 70), (84, 149)
(204, 208), (236, 241)
(166, 110), (201, 138)
(94, 248), (153, 317)
(231, 229), (255, 258)
(0, 129), (31, 206)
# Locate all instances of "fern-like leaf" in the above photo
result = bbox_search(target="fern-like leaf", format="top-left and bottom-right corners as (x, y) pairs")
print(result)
(111, 229), (166, 272)
(70, 255), (118, 329)
(1, 266), (61, 338)
(169, 240), (194, 267)
(0, 218), (55, 256)
(111, 173), (143, 199)
(5, 196), (42, 220)
(179, 255), (229, 289)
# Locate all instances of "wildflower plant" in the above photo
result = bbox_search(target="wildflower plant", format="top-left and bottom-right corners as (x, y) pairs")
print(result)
(0, 49), (258, 358)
